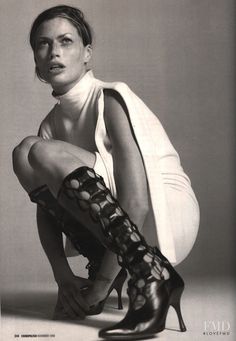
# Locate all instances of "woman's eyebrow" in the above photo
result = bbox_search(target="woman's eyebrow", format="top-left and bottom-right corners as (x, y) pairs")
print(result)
(57, 33), (73, 38)
(37, 33), (73, 40)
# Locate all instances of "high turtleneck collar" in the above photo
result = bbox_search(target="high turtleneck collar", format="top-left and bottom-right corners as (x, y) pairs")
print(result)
(53, 70), (95, 119)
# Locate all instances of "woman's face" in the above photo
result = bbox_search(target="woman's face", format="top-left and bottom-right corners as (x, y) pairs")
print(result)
(34, 17), (92, 95)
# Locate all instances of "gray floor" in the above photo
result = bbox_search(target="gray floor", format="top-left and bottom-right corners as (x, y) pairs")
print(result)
(1, 277), (235, 341)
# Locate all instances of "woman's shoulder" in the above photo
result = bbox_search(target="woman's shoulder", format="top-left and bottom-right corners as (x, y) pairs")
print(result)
(94, 77), (131, 96)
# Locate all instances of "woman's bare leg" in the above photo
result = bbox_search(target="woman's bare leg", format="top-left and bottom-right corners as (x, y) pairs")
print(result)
(13, 136), (96, 194)
(27, 139), (95, 196)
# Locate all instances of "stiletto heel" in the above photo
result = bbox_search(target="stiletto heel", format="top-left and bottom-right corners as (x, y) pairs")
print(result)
(170, 287), (186, 332)
(87, 268), (127, 315)
(115, 285), (123, 310)
(113, 269), (127, 310)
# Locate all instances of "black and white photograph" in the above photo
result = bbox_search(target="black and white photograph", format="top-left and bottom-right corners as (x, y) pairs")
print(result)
(0, 1), (235, 340)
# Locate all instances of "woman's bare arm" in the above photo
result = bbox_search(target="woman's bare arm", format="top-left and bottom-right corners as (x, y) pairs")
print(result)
(104, 89), (149, 225)
(36, 206), (74, 283)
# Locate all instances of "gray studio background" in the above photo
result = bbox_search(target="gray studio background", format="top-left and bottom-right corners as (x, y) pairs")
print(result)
(0, 0), (235, 293)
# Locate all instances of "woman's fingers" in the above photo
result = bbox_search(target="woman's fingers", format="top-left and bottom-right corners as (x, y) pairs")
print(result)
(53, 294), (69, 320)
(60, 287), (91, 319)
(59, 295), (78, 319)
(73, 291), (90, 312)
(59, 291), (86, 319)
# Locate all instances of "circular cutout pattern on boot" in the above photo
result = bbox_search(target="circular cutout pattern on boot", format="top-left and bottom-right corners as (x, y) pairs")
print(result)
(133, 294), (146, 310)
(70, 179), (80, 189)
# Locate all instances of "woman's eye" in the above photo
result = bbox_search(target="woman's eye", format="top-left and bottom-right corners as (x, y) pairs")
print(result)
(37, 40), (49, 48)
(62, 38), (73, 45)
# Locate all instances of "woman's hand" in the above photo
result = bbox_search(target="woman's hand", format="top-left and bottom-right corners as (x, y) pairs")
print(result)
(54, 275), (92, 319)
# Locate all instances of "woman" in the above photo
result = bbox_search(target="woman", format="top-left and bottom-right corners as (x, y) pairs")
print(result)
(12, 5), (199, 340)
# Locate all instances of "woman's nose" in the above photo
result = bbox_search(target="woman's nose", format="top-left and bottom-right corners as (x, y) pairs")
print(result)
(50, 42), (60, 59)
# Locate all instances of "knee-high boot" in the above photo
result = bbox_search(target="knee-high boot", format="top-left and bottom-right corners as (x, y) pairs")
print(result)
(57, 166), (186, 340)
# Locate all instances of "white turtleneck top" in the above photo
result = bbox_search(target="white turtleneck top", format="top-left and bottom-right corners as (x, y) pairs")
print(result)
(39, 70), (199, 263)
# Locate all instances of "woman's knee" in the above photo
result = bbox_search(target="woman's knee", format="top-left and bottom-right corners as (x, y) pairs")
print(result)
(12, 136), (41, 175)
(28, 139), (64, 170)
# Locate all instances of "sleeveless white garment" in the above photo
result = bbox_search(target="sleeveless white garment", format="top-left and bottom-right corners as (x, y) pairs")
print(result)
(39, 70), (200, 264)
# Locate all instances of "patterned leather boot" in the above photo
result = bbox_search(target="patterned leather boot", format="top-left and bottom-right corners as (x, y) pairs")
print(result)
(57, 166), (186, 340)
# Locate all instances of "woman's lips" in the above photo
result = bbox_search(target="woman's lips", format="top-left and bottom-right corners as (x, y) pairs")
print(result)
(48, 64), (65, 74)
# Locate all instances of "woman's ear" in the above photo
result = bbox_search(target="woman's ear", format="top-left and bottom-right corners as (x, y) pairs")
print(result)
(84, 44), (92, 64)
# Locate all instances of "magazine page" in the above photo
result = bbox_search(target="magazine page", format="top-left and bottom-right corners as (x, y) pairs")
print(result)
(1, 0), (235, 340)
